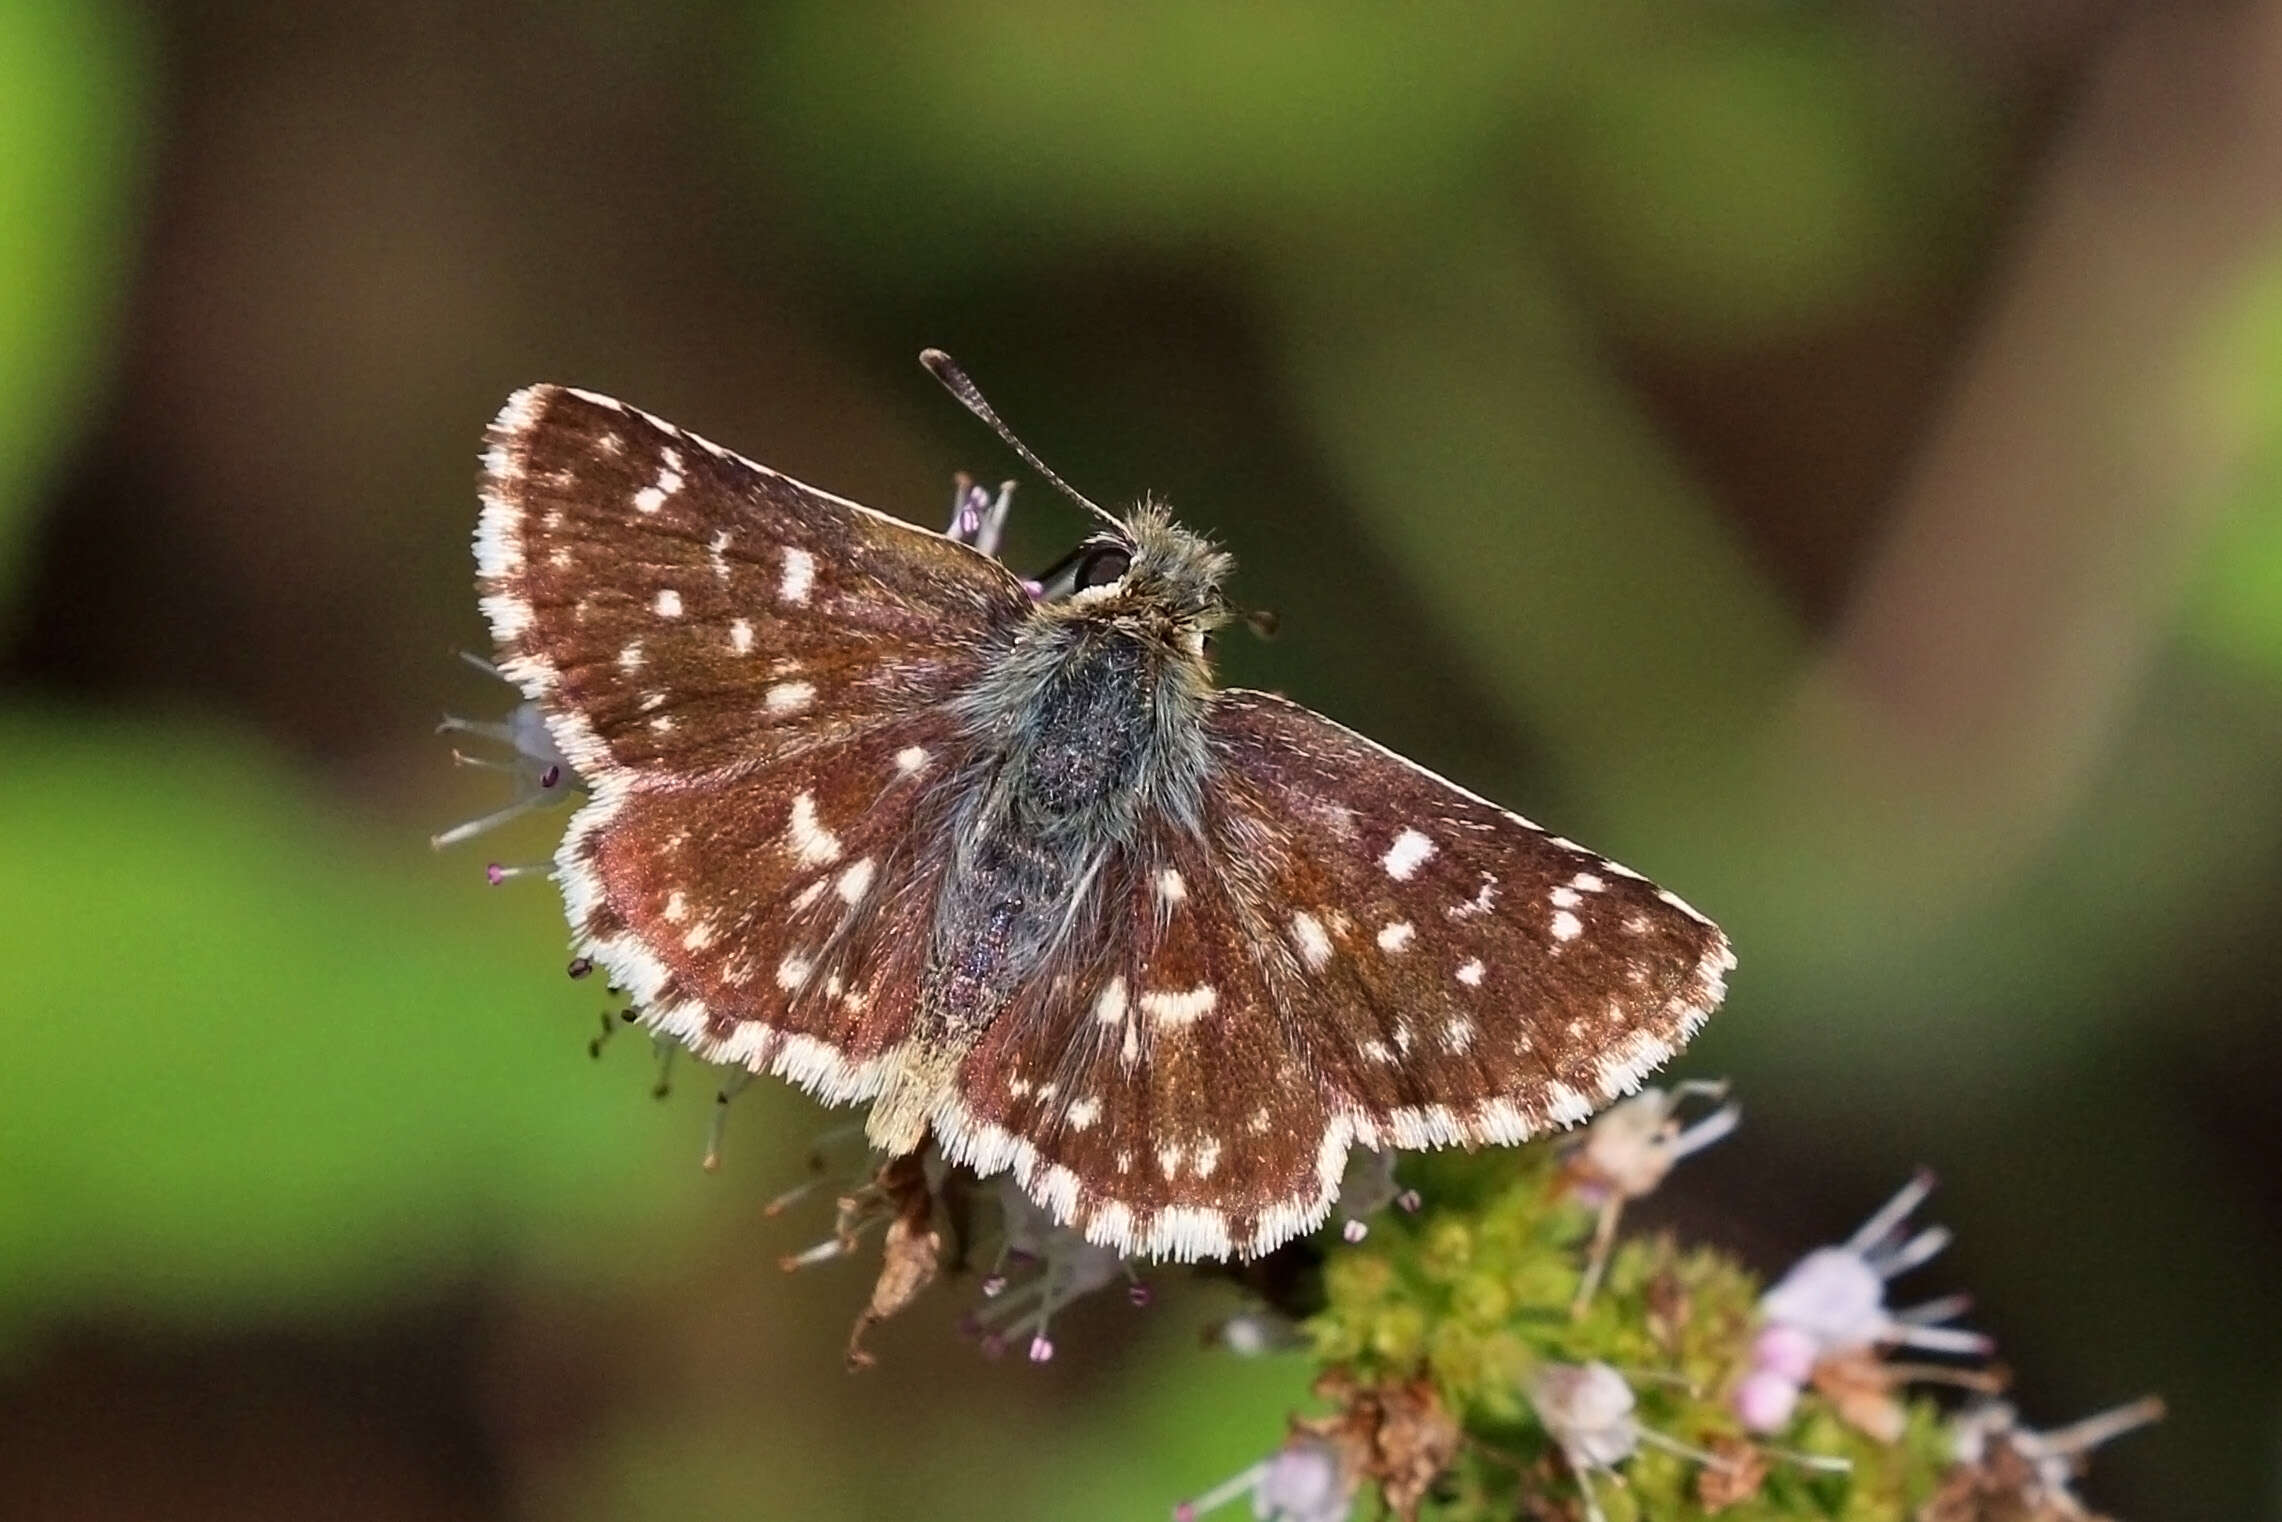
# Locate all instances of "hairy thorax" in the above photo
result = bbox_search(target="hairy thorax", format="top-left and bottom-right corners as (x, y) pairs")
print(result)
(864, 508), (1229, 1151)
(931, 614), (1206, 1032)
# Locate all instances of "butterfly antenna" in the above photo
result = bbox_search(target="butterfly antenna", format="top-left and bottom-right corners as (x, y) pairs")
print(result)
(920, 349), (1126, 535)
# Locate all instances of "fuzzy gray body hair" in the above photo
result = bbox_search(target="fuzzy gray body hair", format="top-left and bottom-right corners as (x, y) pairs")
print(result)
(866, 505), (1232, 1148)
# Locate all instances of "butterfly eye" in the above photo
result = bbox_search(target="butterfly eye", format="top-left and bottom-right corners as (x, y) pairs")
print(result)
(1074, 545), (1132, 590)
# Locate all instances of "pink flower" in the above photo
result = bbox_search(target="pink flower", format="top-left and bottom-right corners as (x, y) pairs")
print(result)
(431, 653), (580, 861)
(1174, 1435), (1352, 1522)
(1737, 1171), (1992, 1435)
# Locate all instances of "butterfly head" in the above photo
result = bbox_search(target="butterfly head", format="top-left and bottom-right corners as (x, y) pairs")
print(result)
(1060, 501), (1235, 656)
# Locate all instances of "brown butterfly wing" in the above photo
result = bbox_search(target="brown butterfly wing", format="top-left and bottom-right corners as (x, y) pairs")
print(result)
(476, 386), (1031, 1084)
(939, 824), (1343, 1260)
(1202, 691), (1733, 1142)
(477, 384), (1031, 782)
(939, 688), (1732, 1260)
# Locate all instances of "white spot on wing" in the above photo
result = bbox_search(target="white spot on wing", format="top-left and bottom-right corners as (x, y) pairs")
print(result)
(654, 589), (682, 617)
(1140, 985), (1217, 1029)
(1066, 1096), (1102, 1130)
(1455, 958), (1485, 986)
(787, 791), (842, 866)
(1572, 872), (1606, 892)
(635, 455), (684, 515)
(662, 890), (688, 922)
(1447, 875), (1498, 919)
(617, 641), (644, 673)
(1382, 828), (1437, 880)
(1376, 920), (1415, 952)
(765, 680), (815, 714)
(1157, 868), (1187, 904)
(1549, 886), (1582, 909)
(1550, 909), (1584, 942)
(1094, 976), (1129, 1025)
(729, 618), (754, 654)
(1290, 911), (1333, 970)
(780, 546), (816, 605)
(835, 857), (875, 904)
(775, 953), (813, 991)
(895, 745), (929, 774)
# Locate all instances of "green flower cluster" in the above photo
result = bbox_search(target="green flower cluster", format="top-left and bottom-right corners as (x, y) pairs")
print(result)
(1306, 1143), (1956, 1520)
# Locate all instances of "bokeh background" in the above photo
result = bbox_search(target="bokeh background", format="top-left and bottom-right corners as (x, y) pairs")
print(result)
(3, 2), (2279, 1517)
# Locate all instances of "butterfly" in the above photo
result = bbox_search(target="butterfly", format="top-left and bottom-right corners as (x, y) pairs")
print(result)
(472, 351), (1732, 1262)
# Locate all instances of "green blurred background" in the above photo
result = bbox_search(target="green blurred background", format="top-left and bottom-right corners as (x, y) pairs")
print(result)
(2, 1), (2278, 1516)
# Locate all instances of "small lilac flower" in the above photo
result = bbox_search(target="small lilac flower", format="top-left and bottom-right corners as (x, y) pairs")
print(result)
(942, 474), (1017, 558)
(1562, 1081), (1739, 1207)
(1561, 1081), (1738, 1313)
(1529, 1360), (1776, 1521)
(1524, 1361), (1646, 1522)
(1732, 1322), (1815, 1430)
(1738, 1171), (1992, 1434)
(965, 1176), (1142, 1361)
(1756, 1171), (1988, 1359)
(1332, 1147), (1414, 1242)
(1528, 1361), (1642, 1473)
(431, 654), (581, 856)
(1209, 1308), (1306, 1358)
(1732, 1366), (1803, 1433)
(700, 1069), (755, 1172)
(1947, 1396), (2165, 1511)
(1173, 1435), (1353, 1522)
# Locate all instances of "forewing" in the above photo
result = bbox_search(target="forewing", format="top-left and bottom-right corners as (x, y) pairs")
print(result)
(475, 384), (1032, 782)
(1205, 690), (1733, 1144)
(940, 689), (1732, 1262)
(473, 385), (1030, 1084)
